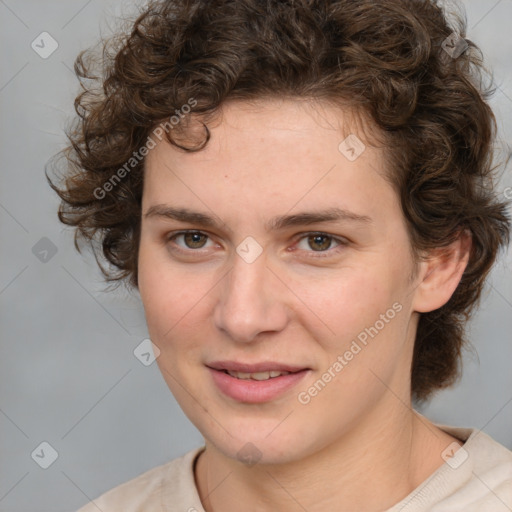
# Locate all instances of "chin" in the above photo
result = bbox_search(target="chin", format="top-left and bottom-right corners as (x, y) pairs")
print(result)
(198, 417), (319, 466)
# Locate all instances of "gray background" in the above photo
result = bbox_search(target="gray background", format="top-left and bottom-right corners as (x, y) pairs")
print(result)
(0, 1), (511, 511)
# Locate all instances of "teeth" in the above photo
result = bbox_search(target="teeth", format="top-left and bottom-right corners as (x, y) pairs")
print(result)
(226, 370), (291, 380)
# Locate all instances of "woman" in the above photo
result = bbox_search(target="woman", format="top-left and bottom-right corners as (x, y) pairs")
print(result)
(48, 0), (512, 510)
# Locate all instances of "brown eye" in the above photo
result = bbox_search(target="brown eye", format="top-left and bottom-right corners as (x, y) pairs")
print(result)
(167, 231), (212, 251)
(295, 232), (347, 258)
(307, 234), (333, 251)
(182, 232), (208, 249)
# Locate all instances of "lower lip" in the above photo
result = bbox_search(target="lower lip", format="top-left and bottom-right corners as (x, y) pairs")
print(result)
(208, 367), (309, 403)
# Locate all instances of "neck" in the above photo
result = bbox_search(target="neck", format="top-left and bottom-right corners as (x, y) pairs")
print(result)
(195, 399), (459, 512)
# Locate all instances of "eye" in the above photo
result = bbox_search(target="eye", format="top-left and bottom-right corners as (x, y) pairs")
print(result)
(166, 230), (348, 258)
(167, 231), (215, 252)
(294, 232), (347, 257)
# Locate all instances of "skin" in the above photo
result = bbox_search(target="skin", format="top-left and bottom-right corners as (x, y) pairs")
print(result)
(137, 98), (471, 511)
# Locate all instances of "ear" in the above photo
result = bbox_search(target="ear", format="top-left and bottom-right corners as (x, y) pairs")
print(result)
(412, 230), (472, 313)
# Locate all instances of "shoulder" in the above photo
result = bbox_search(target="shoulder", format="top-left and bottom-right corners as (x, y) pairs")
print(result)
(75, 446), (205, 512)
(442, 424), (512, 476)
(442, 426), (512, 511)
(388, 425), (512, 512)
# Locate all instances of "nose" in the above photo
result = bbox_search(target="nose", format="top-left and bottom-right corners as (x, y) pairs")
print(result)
(213, 250), (289, 343)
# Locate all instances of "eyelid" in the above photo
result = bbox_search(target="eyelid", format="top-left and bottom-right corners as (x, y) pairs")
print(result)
(167, 229), (210, 240)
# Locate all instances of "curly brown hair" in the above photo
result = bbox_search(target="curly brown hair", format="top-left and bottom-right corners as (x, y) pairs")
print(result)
(47, 0), (510, 401)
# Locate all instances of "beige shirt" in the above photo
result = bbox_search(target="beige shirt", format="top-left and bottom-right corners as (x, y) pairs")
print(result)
(76, 425), (512, 512)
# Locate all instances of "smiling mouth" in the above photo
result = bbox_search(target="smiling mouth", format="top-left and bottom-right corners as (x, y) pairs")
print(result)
(222, 369), (293, 380)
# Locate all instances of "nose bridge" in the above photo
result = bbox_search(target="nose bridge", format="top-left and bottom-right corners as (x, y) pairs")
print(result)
(214, 250), (287, 342)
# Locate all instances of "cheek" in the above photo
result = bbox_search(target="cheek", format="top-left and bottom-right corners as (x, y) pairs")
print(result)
(138, 248), (214, 354)
(292, 265), (400, 341)
(141, 274), (204, 340)
(294, 264), (412, 394)
(138, 245), (181, 337)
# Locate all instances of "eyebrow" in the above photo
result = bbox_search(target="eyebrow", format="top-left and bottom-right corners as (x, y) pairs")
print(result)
(143, 205), (372, 232)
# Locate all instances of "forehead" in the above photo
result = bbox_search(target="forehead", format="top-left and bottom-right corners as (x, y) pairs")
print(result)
(142, 98), (399, 232)
(170, 97), (376, 159)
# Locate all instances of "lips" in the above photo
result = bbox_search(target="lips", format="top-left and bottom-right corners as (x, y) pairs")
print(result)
(206, 361), (310, 403)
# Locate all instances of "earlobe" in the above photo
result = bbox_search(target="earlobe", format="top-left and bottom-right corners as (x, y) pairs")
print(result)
(412, 230), (472, 313)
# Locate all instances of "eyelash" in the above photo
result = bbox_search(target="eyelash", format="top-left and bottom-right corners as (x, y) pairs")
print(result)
(166, 230), (348, 259)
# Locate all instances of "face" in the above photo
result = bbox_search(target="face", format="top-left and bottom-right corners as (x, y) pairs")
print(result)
(138, 98), (420, 465)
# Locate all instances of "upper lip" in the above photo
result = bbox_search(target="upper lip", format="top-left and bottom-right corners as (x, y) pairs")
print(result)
(206, 361), (309, 373)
